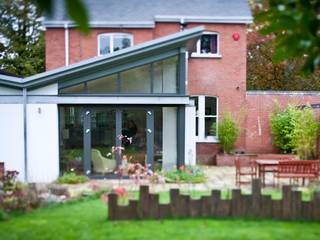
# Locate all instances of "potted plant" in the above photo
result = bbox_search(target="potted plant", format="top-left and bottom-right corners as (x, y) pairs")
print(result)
(213, 112), (240, 166)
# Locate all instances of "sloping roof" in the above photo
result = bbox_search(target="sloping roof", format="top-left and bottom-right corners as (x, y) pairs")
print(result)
(44, 0), (252, 28)
(0, 26), (204, 89)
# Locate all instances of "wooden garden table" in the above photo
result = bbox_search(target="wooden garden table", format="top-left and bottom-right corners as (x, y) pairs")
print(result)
(255, 159), (280, 187)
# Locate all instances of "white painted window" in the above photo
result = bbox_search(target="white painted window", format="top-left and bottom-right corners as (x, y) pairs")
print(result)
(191, 32), (221, 58)
(98, 33), (133, 55)
(192, 96), (218, 142)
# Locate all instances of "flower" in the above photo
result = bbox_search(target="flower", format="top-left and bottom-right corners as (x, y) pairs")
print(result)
(113, 187), (128, 198)
(100, 193), (109, 204)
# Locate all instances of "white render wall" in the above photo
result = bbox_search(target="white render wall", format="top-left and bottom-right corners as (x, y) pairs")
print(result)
(27, 104), (59, 182)
(185, 105), (196, 165)
(0, 104), (25, 181)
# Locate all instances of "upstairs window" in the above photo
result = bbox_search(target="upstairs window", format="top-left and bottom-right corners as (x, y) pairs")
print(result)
(191, 32), (220, 58)
(98, 33), (133, 55)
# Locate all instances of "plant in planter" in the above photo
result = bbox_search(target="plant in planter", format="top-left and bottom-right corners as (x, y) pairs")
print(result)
(213, 112), (240, 166)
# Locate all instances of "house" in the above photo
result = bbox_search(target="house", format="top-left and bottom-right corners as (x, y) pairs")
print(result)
(1, 0), (319, 183)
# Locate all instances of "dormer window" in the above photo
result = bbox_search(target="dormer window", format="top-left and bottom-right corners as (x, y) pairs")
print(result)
(98, 33), (133, 55)
(191, 32), (221, 58)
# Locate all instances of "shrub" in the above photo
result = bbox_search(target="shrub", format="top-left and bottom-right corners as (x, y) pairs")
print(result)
(164, 165), (205, 183)
(269, 104), (297, 153)
(291, 106), (319, 159)
(214, 112), (239, 154)
(57, 172), (88, 184)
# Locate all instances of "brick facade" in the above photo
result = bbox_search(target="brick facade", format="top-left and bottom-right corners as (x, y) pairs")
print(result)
(45, 24), (320, 165)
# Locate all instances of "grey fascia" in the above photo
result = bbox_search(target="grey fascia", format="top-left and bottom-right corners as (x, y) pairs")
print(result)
(43, 20), (155, 28)
(154, 15), (253, 24)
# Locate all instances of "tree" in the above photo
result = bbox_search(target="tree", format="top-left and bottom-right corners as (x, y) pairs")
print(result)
(256, 0), (320, 74)
(247, 0), (320, 90)
(0, 0), (44, 77)
(35, 0), (89, 33)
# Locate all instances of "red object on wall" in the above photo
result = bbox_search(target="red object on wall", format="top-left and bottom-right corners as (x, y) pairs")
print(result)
(232, 32), (240, 41)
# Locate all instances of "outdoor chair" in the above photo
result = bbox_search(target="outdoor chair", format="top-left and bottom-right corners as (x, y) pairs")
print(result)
(235, 157), (257, 187)
(91, 149), (116, 174)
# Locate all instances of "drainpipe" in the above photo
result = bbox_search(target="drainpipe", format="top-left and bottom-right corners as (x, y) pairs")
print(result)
(23, 88), (28, 182)
(64, 22), (69, 66)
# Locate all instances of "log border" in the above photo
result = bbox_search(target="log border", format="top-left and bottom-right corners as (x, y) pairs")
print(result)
(108, 179), (320, 221)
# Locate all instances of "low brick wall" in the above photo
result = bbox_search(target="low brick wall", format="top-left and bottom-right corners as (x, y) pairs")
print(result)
(108, 179), (320, 221)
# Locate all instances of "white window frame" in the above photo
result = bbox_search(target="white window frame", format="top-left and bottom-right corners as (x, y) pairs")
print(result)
(97, 33), (134, 56)
(194, 96), (219, 143)
(191, 32), (221, 58)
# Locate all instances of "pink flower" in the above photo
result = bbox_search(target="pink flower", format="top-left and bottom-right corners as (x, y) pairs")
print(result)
(113, 187), (128, 198)
(100, 193), (109, 204)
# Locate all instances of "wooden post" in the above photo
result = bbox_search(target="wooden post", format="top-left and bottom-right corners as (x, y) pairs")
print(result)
(138, 185), (150, 219)
(231, 189), (242, 217)
(201, 196), (212, 217)
(210, 190), (221, 217)
(178, 195), (190, 217)
(251, 179), (262, 218)
(282, 185), (292, 220)
(291, 191), (302, 220)
(312, 192), (320, 221)
(108, 193), (118, 220)
(170, 189), (180, 218)
(190, 199), (202, 217)
(128, 200), (139, 219)
(149, 194), (160, 219)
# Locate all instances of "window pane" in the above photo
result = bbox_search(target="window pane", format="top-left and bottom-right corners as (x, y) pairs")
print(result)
(99, 35), (111, 55)
(200, 34), (218, 54)
(87, 74), (117, 93)
(59, 83), (85, 94)
(153, 56), (178, 94)
(163, 56), (178, 93)
(205, 97), (217, 115)
(153, 61), (163, 93)
(205, 117), (217, 137)
(59, 106), (84, 174)
(120, 64), (151, 93)
(113, 35), (131, 52)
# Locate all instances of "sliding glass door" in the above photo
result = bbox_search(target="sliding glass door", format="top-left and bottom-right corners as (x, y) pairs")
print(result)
(59, 105), (179, 177)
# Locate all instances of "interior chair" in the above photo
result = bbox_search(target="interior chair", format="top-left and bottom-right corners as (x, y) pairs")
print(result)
(91, 149), (116, 174)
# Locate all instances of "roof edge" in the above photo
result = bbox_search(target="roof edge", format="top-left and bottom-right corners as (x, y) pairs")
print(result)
(154, 15), (253, 24)
(1, 26), (204, 89)
(43, 20), (155, 28)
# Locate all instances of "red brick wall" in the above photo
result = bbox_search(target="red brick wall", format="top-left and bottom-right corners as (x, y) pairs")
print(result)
(245, 93), (320, 153)
(45, 29), (66, 70)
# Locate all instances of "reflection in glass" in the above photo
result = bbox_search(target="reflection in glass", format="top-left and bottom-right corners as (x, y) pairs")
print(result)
(120, 65), (151, 93)
(99, 35), (111, 55)
(87, 74), (117, 93)
(59, 84), (85, 94)
(154, 56), (178, 93)
(91, 108), (117, 175)
(205, 117), (217, 137)
(59, 106), (84, 174)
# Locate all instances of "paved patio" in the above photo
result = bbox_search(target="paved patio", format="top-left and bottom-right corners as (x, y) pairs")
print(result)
(53, 166), (317, 198)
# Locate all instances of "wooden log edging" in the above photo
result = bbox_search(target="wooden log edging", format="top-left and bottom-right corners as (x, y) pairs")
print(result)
(108, 179), (320, 221)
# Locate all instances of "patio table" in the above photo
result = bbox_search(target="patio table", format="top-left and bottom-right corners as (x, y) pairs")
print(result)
(255, 159), (280, 187)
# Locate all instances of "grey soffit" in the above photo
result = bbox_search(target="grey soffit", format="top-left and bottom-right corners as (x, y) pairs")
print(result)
(0, 26), (204, 89)
(43, 0), (253, 27)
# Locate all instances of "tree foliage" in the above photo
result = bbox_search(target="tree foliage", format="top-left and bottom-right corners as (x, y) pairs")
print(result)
(291, 106), (319, 159)
(270, 104), (297, 153)
(270, 104), (319, 159)
(35, 0), (89, 33)
(247, 0), (320, 90)
(0, 0), (44, 77)
(256, 0), (320, 74)
(214, 112), (239, 154)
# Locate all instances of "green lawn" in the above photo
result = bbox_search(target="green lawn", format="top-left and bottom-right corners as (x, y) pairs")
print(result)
(0, 193), (320, 240)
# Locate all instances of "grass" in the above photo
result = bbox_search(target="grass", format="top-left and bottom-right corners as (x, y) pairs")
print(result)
(1, 192), (320, 240)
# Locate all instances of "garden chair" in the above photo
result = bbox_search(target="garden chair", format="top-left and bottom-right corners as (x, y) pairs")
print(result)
(235, 157), (256, 187)
(91, 149), (116, 174)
